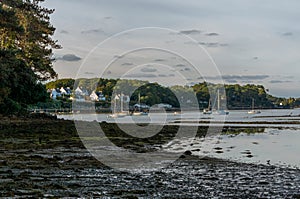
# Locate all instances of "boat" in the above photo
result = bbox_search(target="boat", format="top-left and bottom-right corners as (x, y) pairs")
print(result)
(248, 98), (261, 114)
(108, 93), (129, 118)
(132, 111), (148, 116)
(214, 89), (229, 115)
(203, 109), (212, 114)
(173, 111), (181, 115)
(107, 113), (127, 118)
(203, 100), (212, 114)
(131, 93), (149, 116)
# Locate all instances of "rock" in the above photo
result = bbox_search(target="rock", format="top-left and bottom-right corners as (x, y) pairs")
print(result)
(184, 150), (192, 156)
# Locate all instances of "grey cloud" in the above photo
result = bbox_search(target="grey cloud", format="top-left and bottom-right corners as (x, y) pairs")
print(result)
(57, 54), (82, 62)
(205, 75), (269, 81)
(124, 73), (157, 78)
(269, 80), (292, 84)
(60, 30), (69, 34)
(104, 16), (112, 20)
(179, 29), (202, 35)
(154, 59), (165, 62)
(121, 62), (134, 66)
(175, 64), (185, 67)
(205, 32), (219, 36)
(282, 32), (293, 36)
(180, 68), (191, 71)
(253, 57), (259, 60)
(225, 79), (238, 83)
(158, 74), (167, 77)
(141, 68), (157, 73)
(206, 42), (219, 47)
(184, 41), (228, 47)
(84, 72), (95, 75)
(81, 28), (104, 34)
(222, 75), (269, 80)
(198, 42), (228, 48)
(219, 43), (229, 47)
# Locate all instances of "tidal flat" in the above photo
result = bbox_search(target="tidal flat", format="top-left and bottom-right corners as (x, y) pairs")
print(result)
(0, 117), (299, 198)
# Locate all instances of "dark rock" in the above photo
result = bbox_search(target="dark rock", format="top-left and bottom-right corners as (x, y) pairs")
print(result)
(184, 150), (192, 155)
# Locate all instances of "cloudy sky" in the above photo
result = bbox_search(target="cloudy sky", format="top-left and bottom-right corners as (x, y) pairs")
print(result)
(43, 0), (300, 97)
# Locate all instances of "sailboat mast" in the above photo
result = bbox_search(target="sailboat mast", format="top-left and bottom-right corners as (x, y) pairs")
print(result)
(113, 95), (117, 113)
(217, 89), (220, 111)
(138, 92), (141, 112)
(120, 93), (123, 112)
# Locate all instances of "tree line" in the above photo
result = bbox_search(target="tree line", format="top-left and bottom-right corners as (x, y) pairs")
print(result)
(46, 78), (300, 110)
(0, 0), (59, 115)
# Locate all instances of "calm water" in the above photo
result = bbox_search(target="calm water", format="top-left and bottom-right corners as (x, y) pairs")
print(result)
(58, 109), (300, 168)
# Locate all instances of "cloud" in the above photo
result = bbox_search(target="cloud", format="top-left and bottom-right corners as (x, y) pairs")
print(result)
(104, 16), (112, 20)
(198, 42), (228, 48)
(158, 74), (167, 77)
(124, 73), (157, 78)
(179, 29), (202, 35)
(225, 79), (238, 83)
(154, 59), (165, 62)
(57, 54), (82, 62)
(282, 32), (293, 36)
(84, 72), (95, 75)
(60, 30), (69, 34)
(253, 57), (259, 60)
(269, 80), (292, 84)
(180, 68), (191, 71)
(219, 43), (229, 47)
(81, 28), (104, 34)
(205, 32), (219, 36)
(222, 75), (269, 80)
(141, 68), (157, 73)
(121, 62), (134, 66)
(175, 64), (185, 67)
(205, 75), (269, 81)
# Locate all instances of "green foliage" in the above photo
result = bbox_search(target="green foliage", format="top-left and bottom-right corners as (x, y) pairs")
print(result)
(224, 84), (273, 109)
(131, 83), (180, 107)
(44, 78), (300, 110)
(0, 0), (59, 115)
(46, 78), (75, 90)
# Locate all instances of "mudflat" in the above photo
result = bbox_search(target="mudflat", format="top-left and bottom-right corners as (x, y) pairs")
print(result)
(0, 117), (299, 198)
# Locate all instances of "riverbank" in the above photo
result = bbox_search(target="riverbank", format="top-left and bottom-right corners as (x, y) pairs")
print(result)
(0, 117), (299, 198)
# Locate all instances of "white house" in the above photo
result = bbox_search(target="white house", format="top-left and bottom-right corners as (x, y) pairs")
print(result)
(60, 87), (67, 95)
(75, 87), (83, 95)
(50, 89), (58, 99)
(90, 91), (99, 101)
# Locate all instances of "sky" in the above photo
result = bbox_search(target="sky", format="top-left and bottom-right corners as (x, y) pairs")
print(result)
(43, 0), (300, 97)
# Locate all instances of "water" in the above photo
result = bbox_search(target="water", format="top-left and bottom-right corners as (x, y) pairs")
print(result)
(59, 109), (300, 126)
(163, 128), (300, 168)
(58, 109), (300, 168)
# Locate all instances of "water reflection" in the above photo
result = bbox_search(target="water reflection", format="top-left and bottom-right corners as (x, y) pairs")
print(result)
(163, 127), (300, 169)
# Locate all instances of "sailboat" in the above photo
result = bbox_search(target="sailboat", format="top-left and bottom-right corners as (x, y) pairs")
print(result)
(107, 93), (128, 118)
(215, 89), (229, 115)
(203, 100), (212, 114)
(248, 98), (261, 114)
(131, 93), (148, 116)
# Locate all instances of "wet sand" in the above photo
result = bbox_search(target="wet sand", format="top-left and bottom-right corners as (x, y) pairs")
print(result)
(0, 116), (299, 198)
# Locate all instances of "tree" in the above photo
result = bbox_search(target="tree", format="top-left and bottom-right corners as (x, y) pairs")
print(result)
(0, 0), (60, 114)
